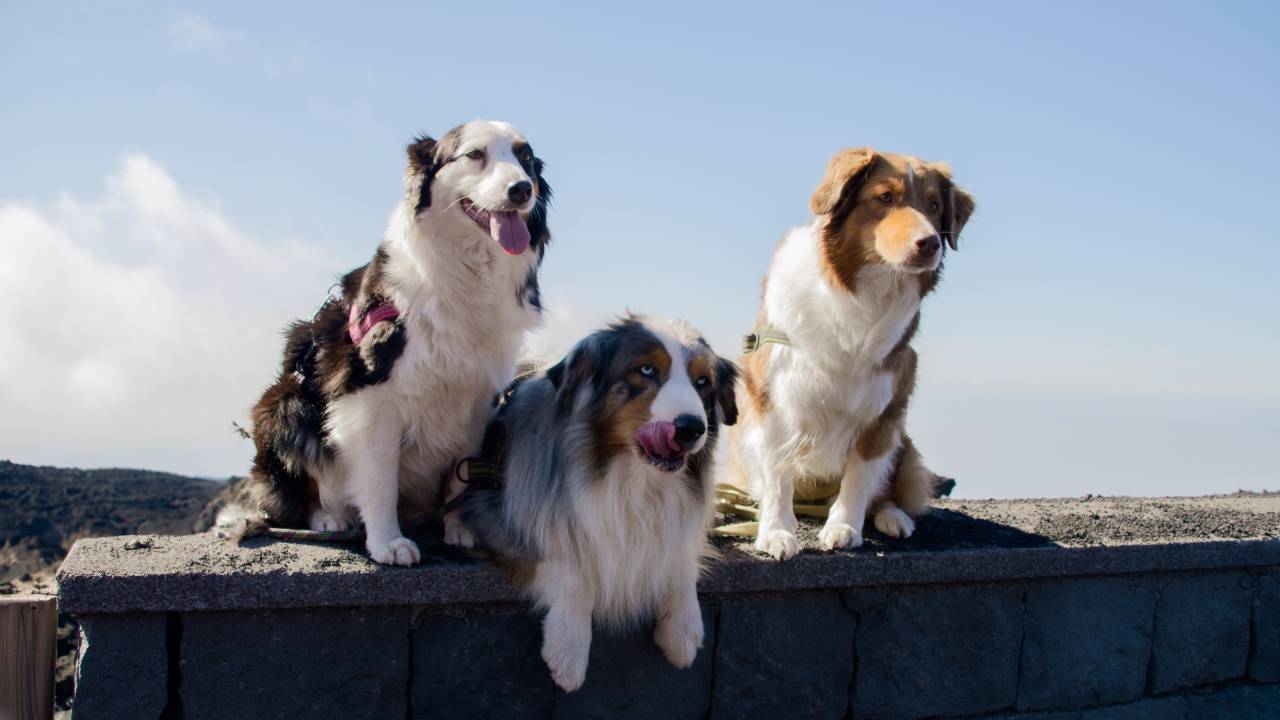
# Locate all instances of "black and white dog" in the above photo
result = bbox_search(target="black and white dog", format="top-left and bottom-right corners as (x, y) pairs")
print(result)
(448, 316), (738, 691)
(217, 120), (552, 566)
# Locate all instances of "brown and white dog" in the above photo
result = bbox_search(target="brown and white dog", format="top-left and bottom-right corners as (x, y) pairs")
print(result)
(217, 120), (552, 565)
(725, 148), (975, 560)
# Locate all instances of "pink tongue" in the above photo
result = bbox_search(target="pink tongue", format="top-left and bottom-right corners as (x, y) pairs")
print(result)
(489, 211), (531, 256)
(636, 421), (680, 459)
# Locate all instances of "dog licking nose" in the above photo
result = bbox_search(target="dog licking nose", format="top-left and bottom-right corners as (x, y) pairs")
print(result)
(507, 180), (532, 204)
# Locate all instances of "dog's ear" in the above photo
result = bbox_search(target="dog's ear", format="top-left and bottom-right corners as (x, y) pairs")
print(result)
(810, 147), (879, 217)
(406, 135), (439, 214)
(546, 334), (604, 414)
(941, 180), (976, 251)
(527, 155), (553, 253)
(715, 357), (740, 426)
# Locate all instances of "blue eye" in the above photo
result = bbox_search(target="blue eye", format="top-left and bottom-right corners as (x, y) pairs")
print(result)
(696, 376), (710, 387)
(639, 364), (655, 377)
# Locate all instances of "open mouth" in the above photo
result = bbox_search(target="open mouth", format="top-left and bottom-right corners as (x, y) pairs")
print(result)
(635, 421), (687, 473)
(459, 198), (531, 256)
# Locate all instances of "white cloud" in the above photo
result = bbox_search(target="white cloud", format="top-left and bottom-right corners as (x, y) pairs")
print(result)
(165, 13), (304, 77)
(0, 155), (337, 477)
(166, 13), (244, 55)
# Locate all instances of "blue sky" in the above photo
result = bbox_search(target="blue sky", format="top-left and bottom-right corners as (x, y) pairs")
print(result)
(1, 2), (1277, 497)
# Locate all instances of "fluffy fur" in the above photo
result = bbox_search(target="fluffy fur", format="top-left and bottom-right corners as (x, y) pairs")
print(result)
(726, 148), (975, 560)
(217, 120), (553, 565)
(449, 316), (738, 691)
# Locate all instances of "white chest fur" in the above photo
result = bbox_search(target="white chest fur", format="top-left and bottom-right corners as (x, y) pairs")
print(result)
(763, 224), (921, 477)
(562, 457), (708, 625)
(327, 207), (540, 495)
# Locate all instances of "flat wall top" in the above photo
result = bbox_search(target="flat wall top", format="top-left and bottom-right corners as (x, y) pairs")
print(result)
(57, 495), (1280, 614)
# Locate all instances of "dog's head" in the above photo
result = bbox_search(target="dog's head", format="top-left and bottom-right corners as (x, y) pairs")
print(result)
(810, 148), (974, 290)
(405, 120), (551, 257)
(547, 316), (738, 474)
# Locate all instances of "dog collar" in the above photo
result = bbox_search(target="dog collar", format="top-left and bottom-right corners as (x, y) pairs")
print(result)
(742, 326), (791, 354)
(348, 301), (400, 345)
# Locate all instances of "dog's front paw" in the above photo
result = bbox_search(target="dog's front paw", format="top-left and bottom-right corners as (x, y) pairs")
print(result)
(367, 536), (421, 566)
(442, 513), (476, 549)
(309, 508), (352, 533)
(874, 505), (916, 539)
(542, 636), (589, 693)
(654, 615), (703, 669)
(818, 522), (863, 550)
(756, 528), (800, 561)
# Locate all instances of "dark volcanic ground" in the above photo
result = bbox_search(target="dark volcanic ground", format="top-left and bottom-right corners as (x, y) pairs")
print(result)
(0, 459), (228, 715)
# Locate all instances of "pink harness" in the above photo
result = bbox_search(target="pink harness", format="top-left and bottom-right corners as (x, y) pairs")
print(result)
(348, 302), (400, 344)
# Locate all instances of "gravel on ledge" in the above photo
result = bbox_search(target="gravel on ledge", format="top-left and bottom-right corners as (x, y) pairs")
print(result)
(57, 494), (1280, 614)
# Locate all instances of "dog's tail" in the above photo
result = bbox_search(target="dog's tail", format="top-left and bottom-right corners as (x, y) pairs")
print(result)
(890, 434), (953, 517)
(214, 502), (269, 542)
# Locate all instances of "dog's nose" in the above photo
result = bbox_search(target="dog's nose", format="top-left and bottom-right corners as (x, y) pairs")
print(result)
(915, 235), (941, 256)
(673, 414), (706, 447)
(507, 181), (533, 204)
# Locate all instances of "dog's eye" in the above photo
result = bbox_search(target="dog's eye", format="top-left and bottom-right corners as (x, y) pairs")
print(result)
(928, 201), (940, 213)
(695, 375), (710, 388)
(638, 364), (656, 378)
(465, 149), (484, 161)
(877, 192), (894, 205)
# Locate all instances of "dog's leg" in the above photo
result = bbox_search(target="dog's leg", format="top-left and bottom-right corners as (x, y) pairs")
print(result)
(872, 501), (916, 539)
(309, 462), (354, 532)
(536, 562), (594, 692)
(820, 450), (895, 550)
(441, 463), (476, 549)
(653, 573), (703, 669)
(754, 462), (800, 561)
(342, 403), (419, 566)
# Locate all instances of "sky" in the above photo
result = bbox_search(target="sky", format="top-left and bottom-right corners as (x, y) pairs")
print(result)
(1, 2), (1277, 497)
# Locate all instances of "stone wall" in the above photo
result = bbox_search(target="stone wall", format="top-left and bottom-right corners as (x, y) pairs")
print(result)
(58, 496), (1280, 719)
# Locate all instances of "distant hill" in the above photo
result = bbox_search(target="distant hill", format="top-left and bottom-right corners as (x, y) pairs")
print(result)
(0, 459), (227, 583)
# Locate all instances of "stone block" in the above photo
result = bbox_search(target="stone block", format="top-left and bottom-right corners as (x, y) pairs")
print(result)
(554, 604), (716, 720)
(1250, 572), (1280, 682)
(72, 613), (169, 720)
(411, 605), (552, 720)
(180, 607), (409, 720)
(1148, 572), (1253, 694)
(1080, 695), (1188, 720)
(1017, 577), (1157, 710)
(710, 593), (855, 720)
(849, 584), (1024, 720)
(1183, 683), (1280, 719)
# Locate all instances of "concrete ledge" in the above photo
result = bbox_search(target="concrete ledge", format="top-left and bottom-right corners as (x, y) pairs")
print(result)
(57, 495), (1280, 719)
(57, 496), (1280, 614)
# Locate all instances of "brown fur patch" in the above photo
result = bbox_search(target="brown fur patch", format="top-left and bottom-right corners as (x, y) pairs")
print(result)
(592, 347), (671, 468)
(740, 342), (773, 417)
(854, 345), (917, 460)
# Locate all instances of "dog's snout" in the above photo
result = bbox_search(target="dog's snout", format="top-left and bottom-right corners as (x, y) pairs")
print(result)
(673, 414), (706, 446)
(507, 181), (533, 204)
(915, 235), (941, 256)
